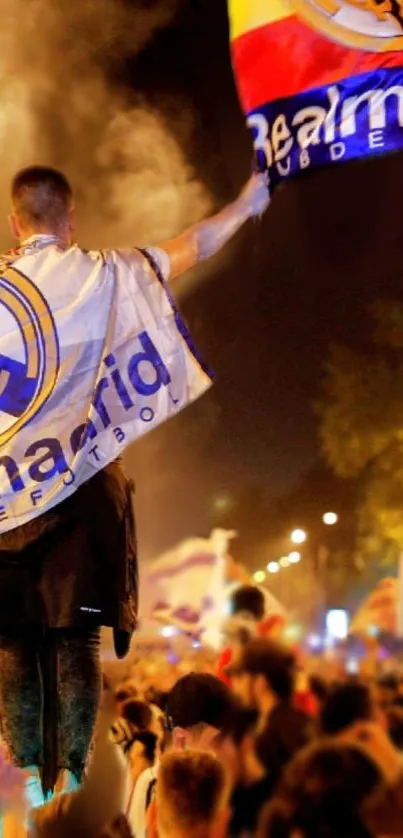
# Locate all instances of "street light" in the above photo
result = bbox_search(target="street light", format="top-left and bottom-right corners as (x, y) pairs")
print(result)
(279, 556), (290, 568)
(323, 512), (338, 526)
(289, 551), (301, 564)
(291, 528), (307, 545)
(267, 562), (280, 574)
(253, 570), (266, 584)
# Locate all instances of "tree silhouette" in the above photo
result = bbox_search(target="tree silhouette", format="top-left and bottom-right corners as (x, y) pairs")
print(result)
(317, 300), (403, 569)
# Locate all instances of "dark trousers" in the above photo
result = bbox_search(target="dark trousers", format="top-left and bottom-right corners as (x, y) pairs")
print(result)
(0, 627), (101, 790)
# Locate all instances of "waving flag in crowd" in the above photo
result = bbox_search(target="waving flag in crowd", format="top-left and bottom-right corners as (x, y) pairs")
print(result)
(351, 577), (398, 636)
(228, 0), (403, 188)
(142, 530), (236, 648)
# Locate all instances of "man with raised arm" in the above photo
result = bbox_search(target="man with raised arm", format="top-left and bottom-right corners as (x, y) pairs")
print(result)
(0, 165), (269, 814)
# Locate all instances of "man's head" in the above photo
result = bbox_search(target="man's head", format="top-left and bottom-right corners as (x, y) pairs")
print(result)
(230, 584), (265, 621)
(120, 698), (153, 730)
(166, 672), (236, 754)
(226, 638), (296, 714)
(257, 741), (383, 838)
(115, 682), (138, 716)
(155, 750), (230, 838)
(320, 682), (376, 737)
(10, 166), (74, 244)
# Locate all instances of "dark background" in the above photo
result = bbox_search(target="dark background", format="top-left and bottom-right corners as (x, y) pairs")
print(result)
(122, 0), (403, 566)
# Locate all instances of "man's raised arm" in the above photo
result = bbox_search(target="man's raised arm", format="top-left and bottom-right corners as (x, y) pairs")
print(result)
(160, 173), (270, 280)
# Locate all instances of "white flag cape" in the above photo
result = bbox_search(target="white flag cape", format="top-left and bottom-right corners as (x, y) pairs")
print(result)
(0, 237), (212, 533)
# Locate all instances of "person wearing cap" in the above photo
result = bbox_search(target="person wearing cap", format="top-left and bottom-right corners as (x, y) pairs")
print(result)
(226, 638), (312, 792)
(127, 673), (236, 838)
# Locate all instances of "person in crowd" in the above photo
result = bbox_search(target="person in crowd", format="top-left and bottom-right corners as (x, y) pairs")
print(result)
(309, 674), (329, 714)
(143, 687), (169, 713)
(386, 705), (403, 750)
(125, 731), (158, 813)
(149, 750), (230, 838)
(219, 614), (258, 687)
(109, 695), (165, 827)
(226, 707), (273, 838)
(111, 699), (154, 749)
(128, 672), (236, 838)
(258, 740), (384, 838)
(165, 672), (237, 759)
(320, 682), (379, 737)
(339, 718), (403, 793)
(226, 638), (312, 790)
(294, 669), (320, 718)
(339, 718), (403, 833)
(122, 698), (164, 746)
(260, 721), (403, 838)
(115, 685), (139, 716)
(375, 674), (399, 713)
(218, 586), (265, 684)
(0, 164), (269, 813)
(231, 585), (267, 623)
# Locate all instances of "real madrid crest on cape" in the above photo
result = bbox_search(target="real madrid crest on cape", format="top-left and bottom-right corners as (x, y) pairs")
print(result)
(228, 0), (403, 188)
(0, 236), (212, 533)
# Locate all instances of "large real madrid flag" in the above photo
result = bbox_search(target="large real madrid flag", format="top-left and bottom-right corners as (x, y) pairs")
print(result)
(229, 0), (403, 188)
(0, 236), (212, 534)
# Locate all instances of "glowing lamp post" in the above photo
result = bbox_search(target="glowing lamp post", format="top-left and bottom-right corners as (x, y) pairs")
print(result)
(290, 528), (307, 545)
(323, 512), (338, 526)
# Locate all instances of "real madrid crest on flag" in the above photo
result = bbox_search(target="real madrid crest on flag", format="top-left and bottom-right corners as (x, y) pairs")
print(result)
(0, 267), (59, 446)
(228, 0), (403, 188)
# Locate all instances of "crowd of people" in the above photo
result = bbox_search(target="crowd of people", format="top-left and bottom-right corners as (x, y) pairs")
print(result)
(0, 584), (397, 837)
(0, 147), (401, 838)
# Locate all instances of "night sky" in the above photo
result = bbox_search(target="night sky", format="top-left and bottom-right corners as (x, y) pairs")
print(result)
(124, 0), (403, 561)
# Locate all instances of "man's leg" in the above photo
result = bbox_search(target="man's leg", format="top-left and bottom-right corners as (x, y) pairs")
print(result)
(0, 627), (43, 768)
(0, 627), (45, 810)
(54, 627), (102, 786)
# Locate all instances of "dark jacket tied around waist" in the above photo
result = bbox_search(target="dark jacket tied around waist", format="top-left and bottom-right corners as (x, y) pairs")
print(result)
(0, 460), (138, 655)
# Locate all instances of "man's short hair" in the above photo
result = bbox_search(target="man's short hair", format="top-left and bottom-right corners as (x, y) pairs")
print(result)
(226, 638), (296, 701)
(120, 699), (153, 730)
(257, 741), (382, 838)
(11, 166), (73, 230)
(166, 673), (235, 731)
(157, 750), (228, 838)
(230, 585), (265, 620)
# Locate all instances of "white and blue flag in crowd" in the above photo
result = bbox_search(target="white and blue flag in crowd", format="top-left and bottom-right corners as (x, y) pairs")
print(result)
(0, 235), (212, 533)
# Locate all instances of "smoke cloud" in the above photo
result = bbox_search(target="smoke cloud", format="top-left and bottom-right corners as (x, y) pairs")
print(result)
(0, 0), (211, 251)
